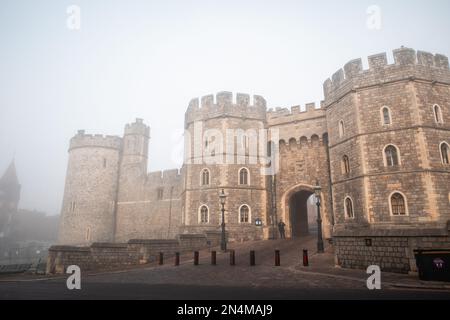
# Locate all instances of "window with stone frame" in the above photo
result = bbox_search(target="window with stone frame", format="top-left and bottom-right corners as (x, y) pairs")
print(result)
(390, 193), (407, 216)
(384, 145), (400, 166)
(199, 205), (209, 224)
(440, 142), (449, 165)
(239, 205), (250, 223)
(338, 120), (345, 138)
(434, 104), (443, 124)
(157, 188), (164, 200)
(201, 169), (210, 186)
(342, 155), (350, 174)
(381, 106), (392, 125)
(344, 197), (354, 219)
(239, 168), (249, 185)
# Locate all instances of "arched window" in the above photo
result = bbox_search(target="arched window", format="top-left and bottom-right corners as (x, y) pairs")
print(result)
(440, 142), (449, 165)
(199, 205), (209, 224)
(381, 106), (392, 125)
(434, 104), (443, 124)
(239, 205), (251, 223)
(384, 145), (400, 167)
(239, 168), (249, 185)
(342, 155), (350, 174)
(338, 120), (345, 138)
(390, 192), (407, 216)
(344, 197), (354, 219)
(86, 227), (91, 241)
(201, 169), (210, 186)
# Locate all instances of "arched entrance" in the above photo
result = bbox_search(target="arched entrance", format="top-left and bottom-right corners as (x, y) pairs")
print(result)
(281, 184), (323, 239)
(289, 191), (317, 237)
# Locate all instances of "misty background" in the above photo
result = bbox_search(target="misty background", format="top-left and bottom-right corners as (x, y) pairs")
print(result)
(1, 0), (450, 216)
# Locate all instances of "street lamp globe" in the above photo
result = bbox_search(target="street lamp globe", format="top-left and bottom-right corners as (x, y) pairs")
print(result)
(219, 188), (227, 205)
(314, 180), (322, 203)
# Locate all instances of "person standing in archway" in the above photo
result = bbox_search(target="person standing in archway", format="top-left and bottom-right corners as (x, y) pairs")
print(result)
(278, 220), (286, 239)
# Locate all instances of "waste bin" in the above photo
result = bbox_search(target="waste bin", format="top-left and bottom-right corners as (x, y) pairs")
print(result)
(414, 249), (450, 282)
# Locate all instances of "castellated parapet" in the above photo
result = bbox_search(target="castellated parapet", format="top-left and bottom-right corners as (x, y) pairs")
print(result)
(323, 47), (450, 105)
(146, 169), (182, 185)
(124, 118), (150, 138)
(185, 91), (267, 126)
(69, 130), (122, 151)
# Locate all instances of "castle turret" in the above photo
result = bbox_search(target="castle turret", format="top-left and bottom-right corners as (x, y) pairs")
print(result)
(182, 92), (269, 241)
(58, 131), (122, 245)
(120, 118), (150, 175)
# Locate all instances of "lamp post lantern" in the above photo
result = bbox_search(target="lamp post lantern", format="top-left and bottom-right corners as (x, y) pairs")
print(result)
(314, 180), (325, 253)
(219, 188), (227, 252)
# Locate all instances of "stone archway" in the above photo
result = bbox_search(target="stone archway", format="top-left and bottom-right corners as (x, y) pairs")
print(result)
(280, 184), (323, 239)
(289, 190), (314, 237)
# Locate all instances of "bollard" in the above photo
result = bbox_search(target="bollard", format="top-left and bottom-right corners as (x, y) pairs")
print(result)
(159, 252), (164, 265)
(211, 251), (217, 265)
(230, 250), (235, 266)
(175, 252), (180, 266)
(302, 249), (309, 267)
(275, 250), (280, 266)
(250, 251), (256, 266)
(194, 251), (199, 265)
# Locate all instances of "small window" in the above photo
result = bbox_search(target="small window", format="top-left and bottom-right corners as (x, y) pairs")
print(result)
(157, 188), (164, 200)
(344, 197), (354, 219)
(381, 106), (392, 125)
(239, 168), (249, 185)
(390, 192), (407, 216)
(440, 142), (449, 165)
(434, 104), (443, 124)
(342, 155), (350, 174)
(239, 205), (250, 223)
(267, 141), (272, 157)
(103, 158), (107, 168)
(69, 201), (76, 212)
(86, 227), (91, 241)
(384, 145), (400, 167)
(201, 169), (210, 186)
(199, 205), (209, 224)
(338, 120), (345, 138)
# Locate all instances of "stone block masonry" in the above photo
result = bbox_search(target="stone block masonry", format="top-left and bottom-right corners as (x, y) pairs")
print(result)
(47, 232), (222, 274)
(56, 47), (450, 275)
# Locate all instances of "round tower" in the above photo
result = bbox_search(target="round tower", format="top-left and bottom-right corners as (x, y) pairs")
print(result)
(58, 130), (122, 245)
(182, 91), (269, 241)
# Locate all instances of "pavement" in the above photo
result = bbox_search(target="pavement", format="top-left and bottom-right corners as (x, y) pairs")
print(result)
(1, 235), (450, 299)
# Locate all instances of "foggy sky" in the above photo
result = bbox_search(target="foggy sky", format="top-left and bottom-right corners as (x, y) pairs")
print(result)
(1, 0), (449, 215)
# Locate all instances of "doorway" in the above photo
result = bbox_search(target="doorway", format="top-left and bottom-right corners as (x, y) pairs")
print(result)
(289, 191), (317, 238)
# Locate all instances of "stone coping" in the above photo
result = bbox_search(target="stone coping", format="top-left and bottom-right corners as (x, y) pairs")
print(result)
(333, 227), (448, 238)
(128, 239), (179, 244)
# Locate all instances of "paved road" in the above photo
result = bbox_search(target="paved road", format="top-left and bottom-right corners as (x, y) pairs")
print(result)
(1, 279), (450, 300)
(1, 236), (450, 300)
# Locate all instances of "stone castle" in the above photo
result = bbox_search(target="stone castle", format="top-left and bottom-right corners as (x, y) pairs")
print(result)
(57, 47), (450, 273)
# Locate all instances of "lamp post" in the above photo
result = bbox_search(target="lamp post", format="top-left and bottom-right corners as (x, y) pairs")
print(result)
(314, 180), (325, 253)
(219, 188), (227, 252)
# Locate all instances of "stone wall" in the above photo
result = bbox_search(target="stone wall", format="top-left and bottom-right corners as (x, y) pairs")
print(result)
(334, 225), (450, 273)
(47, 232), (221, 274)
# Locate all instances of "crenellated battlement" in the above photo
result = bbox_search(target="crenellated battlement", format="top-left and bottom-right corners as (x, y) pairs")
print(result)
(124, 118), (150, 137)
(69, 130), (122, 151)
(323, 47), (450, 104)
(146, 169), (182, 186)
(185, 91), (267, 125)
(267, 101), (325, 125)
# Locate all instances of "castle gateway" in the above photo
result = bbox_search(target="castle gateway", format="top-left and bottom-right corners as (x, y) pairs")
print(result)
(57, 47), (450, 273)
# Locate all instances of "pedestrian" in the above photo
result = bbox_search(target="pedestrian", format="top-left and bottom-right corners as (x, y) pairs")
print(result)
(278, 220), (286, 239)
